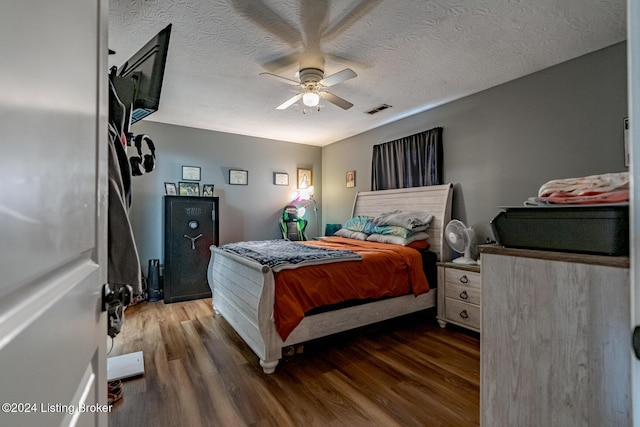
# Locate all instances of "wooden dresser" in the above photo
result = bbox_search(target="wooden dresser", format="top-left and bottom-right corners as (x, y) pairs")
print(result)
(437, 262), (481, 333)
(480, 245), (630, 426)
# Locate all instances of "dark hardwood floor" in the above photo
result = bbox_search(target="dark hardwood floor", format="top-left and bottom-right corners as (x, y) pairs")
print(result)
(108, 298), (479, 427)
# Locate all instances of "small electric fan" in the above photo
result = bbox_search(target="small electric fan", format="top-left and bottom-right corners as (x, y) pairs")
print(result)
(444, 220), (478, 265)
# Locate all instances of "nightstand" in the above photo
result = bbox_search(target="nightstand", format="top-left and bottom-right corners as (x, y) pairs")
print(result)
(437, 262), (481, 332)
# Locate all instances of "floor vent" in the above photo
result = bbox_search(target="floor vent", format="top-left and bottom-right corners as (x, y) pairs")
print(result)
(366, 104), (392, 115)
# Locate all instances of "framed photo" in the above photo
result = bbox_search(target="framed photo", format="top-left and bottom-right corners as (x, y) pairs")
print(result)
(297, 168), (312, 189)
(273, 172), (289, 186)
(229, 169), (248, 185)
(182, 165), (201, 181)
(202, 184), (215, 196)
(346, 170), (356, 188)
(178, 181), (200, 196)
(164, 182), (178, 195)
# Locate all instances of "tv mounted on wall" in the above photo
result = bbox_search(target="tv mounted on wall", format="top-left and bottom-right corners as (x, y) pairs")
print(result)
(111, 23), (172, 128)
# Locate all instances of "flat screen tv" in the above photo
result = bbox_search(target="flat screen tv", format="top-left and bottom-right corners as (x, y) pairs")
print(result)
(117, 24), (172, 124)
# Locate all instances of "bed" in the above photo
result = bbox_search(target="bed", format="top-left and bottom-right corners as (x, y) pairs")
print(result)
(207, 184), (453, 373)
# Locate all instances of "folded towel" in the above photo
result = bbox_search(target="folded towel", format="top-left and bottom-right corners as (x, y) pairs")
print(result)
(538, 172), (629, 198)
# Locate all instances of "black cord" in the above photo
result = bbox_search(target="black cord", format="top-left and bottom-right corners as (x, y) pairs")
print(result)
(107, 335), (114, 356)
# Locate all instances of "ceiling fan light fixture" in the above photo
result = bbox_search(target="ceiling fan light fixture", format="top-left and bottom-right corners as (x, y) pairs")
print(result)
(262, 67), (356, 111)
(302, 91), (320, 107)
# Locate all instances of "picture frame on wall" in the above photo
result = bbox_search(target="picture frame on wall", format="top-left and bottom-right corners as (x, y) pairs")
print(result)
(297, 168), (312, 189)
(229, 169), (248, 185)
(346, 170), (356, 188)
(164, 182), (177, 195)
(202, 184), (215, 196)
(178, 181), (200, 196)
(274, 172), (289, 186)
(182, 165), (201, 181)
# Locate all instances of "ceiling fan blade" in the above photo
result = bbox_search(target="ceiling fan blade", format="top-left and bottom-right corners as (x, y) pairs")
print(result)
(326, 53), (371, 70)
(276, 93), (303, 110)
(259, 72), (301, 86)
(321, 91), (353, 110)
(319, 68), (357, 87)
(260, 52), (301, 74)
(322, 0), (384, 42)
(229, 0), (301, 47)
(301, 0), (330, 47)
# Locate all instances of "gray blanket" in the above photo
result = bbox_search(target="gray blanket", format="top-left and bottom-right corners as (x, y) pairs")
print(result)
(372, 210), (434, 231)
(220, 239), (362, 272)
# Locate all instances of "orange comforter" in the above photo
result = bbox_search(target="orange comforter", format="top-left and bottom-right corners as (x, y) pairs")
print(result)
(273, 237), (430, 340)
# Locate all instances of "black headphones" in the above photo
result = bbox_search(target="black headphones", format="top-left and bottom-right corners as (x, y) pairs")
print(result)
(129, 134), (156, 176)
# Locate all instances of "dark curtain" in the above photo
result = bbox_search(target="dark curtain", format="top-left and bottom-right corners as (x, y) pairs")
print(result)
(371, 127), (443, 190)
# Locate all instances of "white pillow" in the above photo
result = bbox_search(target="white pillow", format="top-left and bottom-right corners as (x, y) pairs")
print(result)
(334, 228), (369, 240)
(366, 231), (430, 246)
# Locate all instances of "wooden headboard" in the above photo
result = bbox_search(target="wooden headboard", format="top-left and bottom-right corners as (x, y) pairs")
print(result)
(351, 183), (454, 262)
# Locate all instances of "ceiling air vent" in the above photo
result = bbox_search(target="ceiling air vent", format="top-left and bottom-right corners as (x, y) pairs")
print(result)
(366, 104), (392, 115)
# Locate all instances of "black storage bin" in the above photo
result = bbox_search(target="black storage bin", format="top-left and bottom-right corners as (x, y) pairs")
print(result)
(491, 205), (629, 256)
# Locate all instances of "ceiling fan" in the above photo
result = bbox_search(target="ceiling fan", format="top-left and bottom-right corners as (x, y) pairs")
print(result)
(261, 67), (357, 111)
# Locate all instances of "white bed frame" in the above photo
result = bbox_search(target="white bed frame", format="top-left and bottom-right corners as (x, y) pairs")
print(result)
(207, 184), (453, 373)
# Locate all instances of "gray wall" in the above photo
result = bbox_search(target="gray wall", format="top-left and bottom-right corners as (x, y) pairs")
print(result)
(127, 122), (322, 267)
(322, 42), (628, 244)
(128, 42), (627, 268)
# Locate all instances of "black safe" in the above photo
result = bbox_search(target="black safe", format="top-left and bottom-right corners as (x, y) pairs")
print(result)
(163, 196), (219, 303)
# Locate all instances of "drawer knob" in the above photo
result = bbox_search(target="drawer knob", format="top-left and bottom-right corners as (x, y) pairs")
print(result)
(459, 290), (469, 300)
(459, 310), (469, 319)
(459, 275), (469, 284)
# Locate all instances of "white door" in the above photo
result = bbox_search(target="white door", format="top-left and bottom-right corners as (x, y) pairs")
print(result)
(632, 0), (640, 424)
(0, 1), (109, 427)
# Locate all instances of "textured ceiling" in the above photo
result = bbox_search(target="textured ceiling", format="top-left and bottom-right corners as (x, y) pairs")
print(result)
(108, 0), (626, 147)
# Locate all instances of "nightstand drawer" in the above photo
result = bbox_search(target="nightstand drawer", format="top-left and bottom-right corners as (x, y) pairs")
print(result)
(437, 263), (481, 333)
(445, 268), (481, 289)
(445, 298), (481, 330)
(445, 282), (481, 305)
